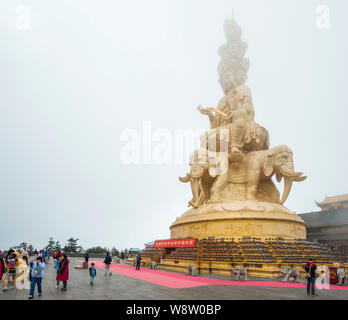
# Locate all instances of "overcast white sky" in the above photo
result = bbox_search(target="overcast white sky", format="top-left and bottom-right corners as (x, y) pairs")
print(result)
(0, 0), (347, 251)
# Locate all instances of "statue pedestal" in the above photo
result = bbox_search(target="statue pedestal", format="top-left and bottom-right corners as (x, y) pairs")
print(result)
(170, 201), (306, 240)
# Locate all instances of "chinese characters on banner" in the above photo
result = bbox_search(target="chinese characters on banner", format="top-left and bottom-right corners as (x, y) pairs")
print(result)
(329, 267), (338, 284)
(154, 238), (196, 248)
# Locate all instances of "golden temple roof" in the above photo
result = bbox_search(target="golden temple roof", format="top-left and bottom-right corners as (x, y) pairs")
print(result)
(315, 194), (348, 209)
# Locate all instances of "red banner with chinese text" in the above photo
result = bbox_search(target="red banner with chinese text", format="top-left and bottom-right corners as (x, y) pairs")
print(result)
(329, 267), (338, 284)
(154, 238), (196, 248)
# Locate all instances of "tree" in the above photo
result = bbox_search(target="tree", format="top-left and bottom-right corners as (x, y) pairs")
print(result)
(53, 241), (61, 252)
(19, 242), (28, 249)
(12, 242), (28, 251)
(111, 246), (119, 257)
(87, 246), (108, 254)
(63, 237), (81, 253)
(47, 237), (55, 251)
(28, 244), (34, 254)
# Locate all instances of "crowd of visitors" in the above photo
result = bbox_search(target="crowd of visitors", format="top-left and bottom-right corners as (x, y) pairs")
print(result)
(0, 247), (71, 299)
(0, 245), (326, 299)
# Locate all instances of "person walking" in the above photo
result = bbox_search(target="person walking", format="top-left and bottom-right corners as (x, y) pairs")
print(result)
(89, 263), (97, 286)
(135, 254), (142, 271)
(3, 252), (19, 291)
(304, 258), (318, 296)
(84, 251), (89, 263)
(104, 253), (112, 277)
(56, 254), (69, 291)
(28, 257), (45, 299)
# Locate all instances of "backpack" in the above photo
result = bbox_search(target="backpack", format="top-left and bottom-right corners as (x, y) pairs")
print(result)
(32, 263), (41, 278)
(6, 259), (17, 272)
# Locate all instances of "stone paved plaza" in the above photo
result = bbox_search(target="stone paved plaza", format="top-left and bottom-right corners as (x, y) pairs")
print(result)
(1, 258), (348, 300)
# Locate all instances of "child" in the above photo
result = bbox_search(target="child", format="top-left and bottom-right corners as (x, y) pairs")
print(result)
(89, 263), (96, 286)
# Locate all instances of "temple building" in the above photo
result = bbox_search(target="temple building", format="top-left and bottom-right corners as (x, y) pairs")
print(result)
(300, 194), (348, 254)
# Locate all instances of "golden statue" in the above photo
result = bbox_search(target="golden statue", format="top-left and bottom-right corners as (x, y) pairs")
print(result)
(172, 16), (307, 241)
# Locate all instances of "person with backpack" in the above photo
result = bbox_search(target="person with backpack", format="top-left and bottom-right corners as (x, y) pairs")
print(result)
(56, 254), (69, 291)
(104, 253), (112, 277)
(28, 256), (45, 299)
(304, 258), (318, 296)
(3, 253), (19, 291)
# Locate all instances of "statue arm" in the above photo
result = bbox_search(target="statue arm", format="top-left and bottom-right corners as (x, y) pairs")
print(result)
(197, 105), (215, 129)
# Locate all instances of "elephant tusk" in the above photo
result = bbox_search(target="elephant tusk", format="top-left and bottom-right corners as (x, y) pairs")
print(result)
(292, 175), (307, 182)
(179, 174), (191, 183)
(280, 178), (293, 204)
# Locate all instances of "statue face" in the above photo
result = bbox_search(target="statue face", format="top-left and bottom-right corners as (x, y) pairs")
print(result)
(226, 88), (241, 108)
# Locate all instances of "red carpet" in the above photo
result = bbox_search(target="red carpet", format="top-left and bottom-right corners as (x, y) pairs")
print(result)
(84, 261), (348, 290)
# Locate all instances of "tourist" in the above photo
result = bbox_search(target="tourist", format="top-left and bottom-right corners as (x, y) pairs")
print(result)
(5, 249), (14, 259)
(304, 258), (318, 296)
(45, 249), (49, 261)
(0, 252), (5, 288)
(3, 252), (19, 291)
(89, 263), (97, 286)
(56, 250), (62, 264)
(135, 254), (142, 271)
(55, 255), (63, 288)
(104, 253), (112, 277)
(84, 251), (89, 263)
(56, 254), (69, 291)
(53, 251), (57, 266)
(22, 248), (29, 265)
(28, 256), (45, 299)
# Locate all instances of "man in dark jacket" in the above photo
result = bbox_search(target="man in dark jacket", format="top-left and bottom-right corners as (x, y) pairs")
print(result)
(304, 258), (318, 296)
(135, 254), (142, 271)
(104, 253), (112, 277)
(84, 252), (89, 263)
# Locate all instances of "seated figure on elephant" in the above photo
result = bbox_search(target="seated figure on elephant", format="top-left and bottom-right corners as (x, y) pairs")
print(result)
(197, 84), (269, 155)
(180, 84), (270, 208)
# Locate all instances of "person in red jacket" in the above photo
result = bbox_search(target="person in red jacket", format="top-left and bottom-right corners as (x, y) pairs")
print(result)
(56, 254), (69, 291)
(56, 251), (62, 260)
(0, 252), (5, 282)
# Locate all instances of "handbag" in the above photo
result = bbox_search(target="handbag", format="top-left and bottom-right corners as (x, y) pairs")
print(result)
(305, 264), (312, 279)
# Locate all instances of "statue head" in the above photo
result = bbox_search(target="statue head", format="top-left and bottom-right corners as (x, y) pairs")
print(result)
(226, 84), (252, 109)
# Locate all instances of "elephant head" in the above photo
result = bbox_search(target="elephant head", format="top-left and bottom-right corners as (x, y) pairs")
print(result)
(279, 267), (289, 275)
(263, 145), (306, 204)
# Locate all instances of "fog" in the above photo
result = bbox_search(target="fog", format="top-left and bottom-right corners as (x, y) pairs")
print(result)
(0, 0), (347, 251)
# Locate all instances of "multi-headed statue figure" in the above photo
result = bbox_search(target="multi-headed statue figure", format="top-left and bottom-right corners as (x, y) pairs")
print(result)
(179, 17), (306, 209)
